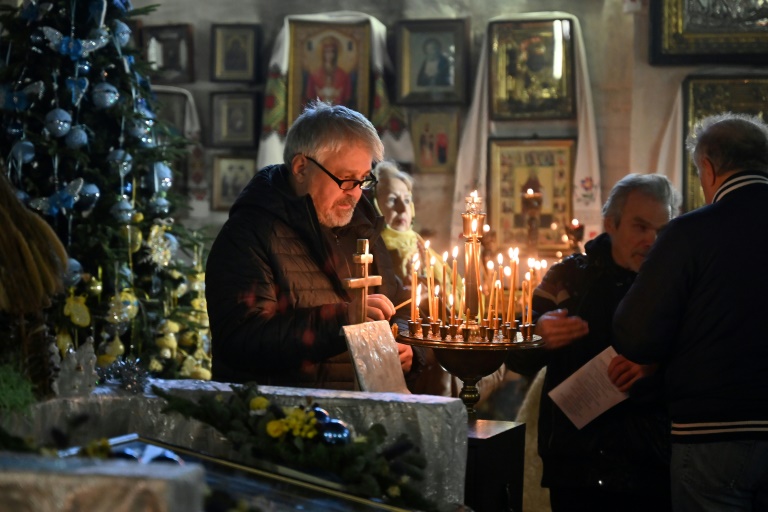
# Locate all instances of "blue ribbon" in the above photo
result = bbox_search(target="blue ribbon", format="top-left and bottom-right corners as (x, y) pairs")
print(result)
(47, 187), (78, 216)
(59, 37), (84, 61)
(113, 0), (133, 12)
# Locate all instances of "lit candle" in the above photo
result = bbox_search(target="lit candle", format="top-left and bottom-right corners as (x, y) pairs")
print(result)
(526, 272), (534, 324)
(442, 250), (448, 321)
(449, 293), (455, 326)
(478, 285), (484, 324)
(451, 246), (458, 323)
(504, 266), (512, 323)
(507, 248), (518, 322)
(434, 285), (441, 325)
(459, 278), (466, 323)
(428, 255), (436, 321)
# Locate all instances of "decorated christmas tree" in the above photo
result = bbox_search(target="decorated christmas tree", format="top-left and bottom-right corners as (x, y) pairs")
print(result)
(0, 0), (211, 399)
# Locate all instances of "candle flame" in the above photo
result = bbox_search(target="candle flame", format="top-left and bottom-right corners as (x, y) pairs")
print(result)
(430, 255), (436, 266)
(483, 224), (490, 233)
(542, 260), (548, 269)
(527, 188), (534, 195)
(452, 245), (459, 258)
(416, 283), (422, 302)
(470, 190), (478, 198)
(449, 294), (454, 306)
(471, 218), (478, 233)
(504, 266), (511, 276)
(425, 239), (431, 250)
(571, 218), (580, 227)
(525, 271), (531, 281)
(487, 260), (494, 270)
(528, 257), (536, 268)
(495, 279), (502, 289)
(442, 250), (449, 262)
(434, 284), (440, 297)
(497, 253), (503, 265)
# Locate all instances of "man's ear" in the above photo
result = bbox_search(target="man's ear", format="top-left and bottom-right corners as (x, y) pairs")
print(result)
(603, 215), (615, 236)
(700, 157), (717, 188)
(291, 154), (307, 183)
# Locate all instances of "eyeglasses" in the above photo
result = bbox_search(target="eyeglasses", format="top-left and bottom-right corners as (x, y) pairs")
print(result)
(304, 155), (378, 191)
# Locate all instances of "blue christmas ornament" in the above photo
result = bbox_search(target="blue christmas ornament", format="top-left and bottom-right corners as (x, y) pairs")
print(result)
(137, 133), (156, 148)
(148, 196), (170, 217)
(15, 189), (30, 205)
(107, 149), (133, 177)
(113, 0), (133, 12)
(44, 108), (72, 137)
(65, 258), (83, 288)
(128, 104), (156, 138)
(311, 406), (331, 424)
(11, 140), (35, 164)
(65, 126), (88, 149)
(153, 162), (173, 192)
(121, 180), (133, 195)
(110, 197), (134, 223)
(75, 182), (101, 213)
(113, 20), (132, 48)
(42, 26), (109, 60)
(92, 82), (119, 109)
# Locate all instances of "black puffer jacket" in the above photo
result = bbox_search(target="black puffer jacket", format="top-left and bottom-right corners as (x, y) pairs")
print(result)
(206, 164), (407, 389)
(506, 233), (670, 492)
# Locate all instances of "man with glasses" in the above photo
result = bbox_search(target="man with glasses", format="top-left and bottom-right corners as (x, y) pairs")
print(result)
(206, 100), (419, 389)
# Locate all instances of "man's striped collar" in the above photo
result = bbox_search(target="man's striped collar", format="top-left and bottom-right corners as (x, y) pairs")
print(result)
(713, 171), (768, 203)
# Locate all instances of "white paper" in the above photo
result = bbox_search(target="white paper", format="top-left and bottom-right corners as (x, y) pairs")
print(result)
(548, 346), (628, 429)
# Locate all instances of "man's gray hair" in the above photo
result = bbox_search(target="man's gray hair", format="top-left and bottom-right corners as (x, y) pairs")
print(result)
(283, 100), (384, 165)
(685, 112), (768, 176)
(602, 173), (680, 226)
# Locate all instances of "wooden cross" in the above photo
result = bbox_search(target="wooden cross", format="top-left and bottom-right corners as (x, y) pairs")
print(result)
(343, 239), (382, 324)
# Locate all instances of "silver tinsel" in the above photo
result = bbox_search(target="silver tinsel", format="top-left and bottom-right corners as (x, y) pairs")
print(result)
(96, 357), (148, 394)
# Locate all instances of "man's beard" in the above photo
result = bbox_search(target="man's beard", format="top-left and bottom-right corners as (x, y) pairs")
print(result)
(317, 197), (357, 227)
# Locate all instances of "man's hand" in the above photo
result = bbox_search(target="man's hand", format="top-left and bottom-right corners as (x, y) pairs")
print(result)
(348, 293), (395, 323)
(534, 309), (589, 350)
(607, 355), (657, 392)
(397, 343), (413, 373)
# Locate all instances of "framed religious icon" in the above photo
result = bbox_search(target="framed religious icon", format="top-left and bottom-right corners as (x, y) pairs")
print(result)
(212, 155), (258, 211)
(154, 89), (188, 137)
(650, 0), (768, 66)
(409, 109), (460, 173)
(287, 20), (371, 126)
(395, 18), (470, 105)
(142, 24), (195, 84)
(210, 92), (258, 148)
(682, 75), (768, 212)
(211, 24), (261, 82)
(488, 18), (575, 121)
(488, 138), (575, 252)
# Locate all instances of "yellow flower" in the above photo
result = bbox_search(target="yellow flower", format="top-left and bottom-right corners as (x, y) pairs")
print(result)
(387, 485), (401, 498)
(249, 396), (270, 411)
(266, 419), (287, 438)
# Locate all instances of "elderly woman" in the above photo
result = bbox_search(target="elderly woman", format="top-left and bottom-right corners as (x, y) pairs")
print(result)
(372, 160), (504, 403)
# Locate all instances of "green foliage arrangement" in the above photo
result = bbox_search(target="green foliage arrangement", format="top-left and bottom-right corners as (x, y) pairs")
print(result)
(152, 384), (437, 511)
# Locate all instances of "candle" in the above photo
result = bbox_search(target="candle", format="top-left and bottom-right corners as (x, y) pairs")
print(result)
(507, 248), (518, 322)
(434, 285), (440, 325)
(478, 285), (484, 324)
(411, 256), (419, 321)
(451, 246), (458, 324)
(504, 266), (512, 323)
(526, 273), (534, 324)
(486, 269), (497, 325)
(459, 278), (465, 322)
(521, 280), (530, 325)
(442, 250), (448, 321)
(428, 255), (436, 321)
(449, 293), (455, 326)
(495, 280), (502, 328)
(485, 260), (495, 295)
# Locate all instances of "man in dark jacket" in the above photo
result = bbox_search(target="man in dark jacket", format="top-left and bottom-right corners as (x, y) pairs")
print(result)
(506, 173), (679, 512)
(206, 100), (416, 389)
(614, 113), (768, 512)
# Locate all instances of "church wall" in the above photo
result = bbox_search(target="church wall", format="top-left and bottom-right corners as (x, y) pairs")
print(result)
(130, 0), (704, 249)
